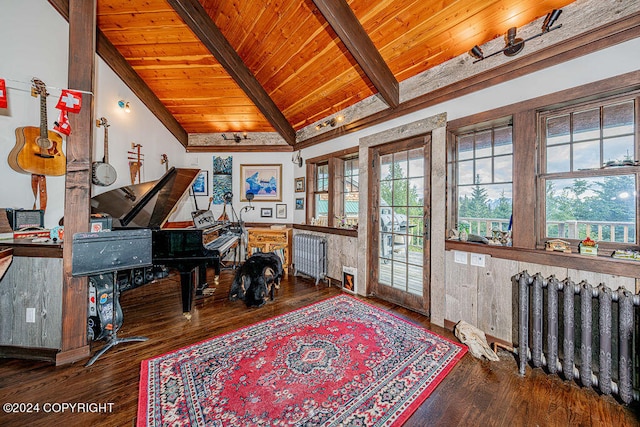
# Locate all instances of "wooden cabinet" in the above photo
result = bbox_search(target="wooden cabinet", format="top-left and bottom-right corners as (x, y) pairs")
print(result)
(246, 228), (292, 274)
(0, 241), (64, 362)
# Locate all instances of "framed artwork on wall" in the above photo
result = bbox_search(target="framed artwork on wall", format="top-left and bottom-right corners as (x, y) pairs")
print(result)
(211, 156), (232, 205)
(260, 208), (273, 218)
(240, 164), (282, 202)
(295, 177), (305, 192)
(192, 170), (209, 196)
(276, 204), (287, 219)
(295, 198), (304, 210)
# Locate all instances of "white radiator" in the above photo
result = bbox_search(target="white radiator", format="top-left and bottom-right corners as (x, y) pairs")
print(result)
(293, 234), (327, 285)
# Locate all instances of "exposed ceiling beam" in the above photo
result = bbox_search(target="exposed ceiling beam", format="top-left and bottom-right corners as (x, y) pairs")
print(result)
(295, 11), (640, 150)
(47, 0), (189, 147)
(166, 0), (297, 146)
(313, 0), (399, 109)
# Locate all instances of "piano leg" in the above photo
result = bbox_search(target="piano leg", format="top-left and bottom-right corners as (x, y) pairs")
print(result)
(179, 265), (198, 320)
(196, 261), (215, 297)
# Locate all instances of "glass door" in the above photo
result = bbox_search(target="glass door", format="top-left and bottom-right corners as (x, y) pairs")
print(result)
(370, 135), (430, 314)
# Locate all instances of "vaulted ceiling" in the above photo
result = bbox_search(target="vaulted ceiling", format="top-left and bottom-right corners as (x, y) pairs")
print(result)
(52, 0), (578, 149)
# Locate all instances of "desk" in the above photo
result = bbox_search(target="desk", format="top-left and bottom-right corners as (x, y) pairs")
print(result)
(246, 228), (292, 274)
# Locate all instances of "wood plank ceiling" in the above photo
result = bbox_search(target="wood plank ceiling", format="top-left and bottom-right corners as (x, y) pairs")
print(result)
(94, 0), (577, 149)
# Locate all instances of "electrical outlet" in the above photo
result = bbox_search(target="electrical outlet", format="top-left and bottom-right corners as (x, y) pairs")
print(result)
(470, 253), (486, 267)
(26, 307), (36, 323)
(453, 251), (467, 264)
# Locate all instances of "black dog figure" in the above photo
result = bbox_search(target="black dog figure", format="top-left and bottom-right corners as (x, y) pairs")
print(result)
(229, 252), (284, 307)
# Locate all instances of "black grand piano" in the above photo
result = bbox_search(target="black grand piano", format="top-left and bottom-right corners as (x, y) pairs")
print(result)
(91, 167), (240, 318)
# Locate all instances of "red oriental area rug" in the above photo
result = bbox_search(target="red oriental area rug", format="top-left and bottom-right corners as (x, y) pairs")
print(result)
(137, 295), (466, 426)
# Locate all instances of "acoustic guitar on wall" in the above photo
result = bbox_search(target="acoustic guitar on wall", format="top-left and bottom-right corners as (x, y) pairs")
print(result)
(92, 117), (117, 186)
(8, 79), (66, 176)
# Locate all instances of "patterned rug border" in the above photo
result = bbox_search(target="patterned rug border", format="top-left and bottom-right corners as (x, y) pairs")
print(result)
(138, 294), (467, 426)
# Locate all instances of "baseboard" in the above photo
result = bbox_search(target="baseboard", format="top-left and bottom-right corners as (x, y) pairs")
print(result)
(0, 345), (60, 363)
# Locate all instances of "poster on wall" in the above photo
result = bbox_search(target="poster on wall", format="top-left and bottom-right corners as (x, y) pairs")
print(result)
(212, 156), (233, 204)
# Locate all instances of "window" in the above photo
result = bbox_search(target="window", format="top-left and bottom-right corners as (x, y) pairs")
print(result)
(313, 163), (329, 225)
(450, 122), (513, 237)
(342, 158), (359, 227)
(539, 94), (639, 246)
(306, 147), (359, 229)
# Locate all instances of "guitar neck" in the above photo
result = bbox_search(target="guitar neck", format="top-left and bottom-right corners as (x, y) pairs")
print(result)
(39, 93), (48, 140)
(103, 126), (109, 163)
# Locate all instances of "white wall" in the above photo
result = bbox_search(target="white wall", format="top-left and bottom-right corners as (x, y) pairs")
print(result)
(0, 0), (186, 228)
(172, 151), (297, 224)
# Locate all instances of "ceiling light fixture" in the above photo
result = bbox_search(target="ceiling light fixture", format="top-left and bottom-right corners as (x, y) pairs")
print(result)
(222, 132), (250, 143)
(315, 115), (344, 130)
(118, 99), (131, 113)
(469, 9), (563, 63)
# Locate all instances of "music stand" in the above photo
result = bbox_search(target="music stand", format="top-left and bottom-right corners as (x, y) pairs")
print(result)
(72, 229), (153, 367)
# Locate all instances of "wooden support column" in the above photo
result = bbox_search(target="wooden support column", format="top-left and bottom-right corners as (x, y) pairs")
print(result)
(57, 0), (96, 365)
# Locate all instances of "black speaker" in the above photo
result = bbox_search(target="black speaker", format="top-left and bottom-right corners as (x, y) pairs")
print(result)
(6, 209), (44, 230)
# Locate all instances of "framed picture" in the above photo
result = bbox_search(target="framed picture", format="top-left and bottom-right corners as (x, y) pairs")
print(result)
(260, 207), (273, 218)
(276, 204), (287, 219)
(211, 156), (232, 205)
(295, 198), (304, 210)
(240, 164), (282, 202)
(295, 177), (305, 192)
(192, 170), (209, 196)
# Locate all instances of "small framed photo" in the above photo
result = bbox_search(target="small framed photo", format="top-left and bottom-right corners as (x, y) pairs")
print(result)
(276, 204), (287, 219)
(295, 177), (305, 192)
(295, 198), (304, 210)
(192, 170), (209, 196)
(260, 207), (273, 218)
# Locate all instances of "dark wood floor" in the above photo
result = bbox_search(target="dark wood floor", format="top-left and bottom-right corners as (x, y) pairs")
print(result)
(0, 268), (638, 427)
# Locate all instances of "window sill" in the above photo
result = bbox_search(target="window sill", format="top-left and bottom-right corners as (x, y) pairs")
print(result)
(293, 224), (358, 238)
(445, 240), (640, 278)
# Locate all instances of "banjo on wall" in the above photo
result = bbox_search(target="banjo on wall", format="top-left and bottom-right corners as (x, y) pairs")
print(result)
(93, 117), (117, 186)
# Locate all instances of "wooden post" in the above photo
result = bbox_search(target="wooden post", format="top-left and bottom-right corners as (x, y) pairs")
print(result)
(58, 0), (96, 365)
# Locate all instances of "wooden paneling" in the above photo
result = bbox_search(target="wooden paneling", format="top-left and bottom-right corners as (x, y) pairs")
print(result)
(477, 257), (518, 342)
(292, 229), (358, 285)
(445, 251), (638, 344)
(92, 0), (578, 141)
(0, 257), (63, 349)
(445, 250), (479, 326)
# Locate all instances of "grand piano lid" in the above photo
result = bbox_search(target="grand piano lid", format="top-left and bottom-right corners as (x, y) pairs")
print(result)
(91, 167), (201, 229)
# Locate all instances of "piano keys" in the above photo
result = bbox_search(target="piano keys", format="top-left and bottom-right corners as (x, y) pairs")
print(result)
(91, 167), (240, 318)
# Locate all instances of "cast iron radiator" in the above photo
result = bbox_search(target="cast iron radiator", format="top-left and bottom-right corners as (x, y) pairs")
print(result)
(293, 233), (327, 285)
(514, 270), (640, 403)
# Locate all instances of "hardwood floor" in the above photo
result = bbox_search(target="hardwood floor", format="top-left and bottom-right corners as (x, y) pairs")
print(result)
(0, 268), (638, 427)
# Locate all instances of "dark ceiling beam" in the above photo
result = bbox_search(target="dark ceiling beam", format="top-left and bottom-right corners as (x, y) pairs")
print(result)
(166, 0), (297, 146)
(47, 0), (189, 147)
(313, 0), (399, 109)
